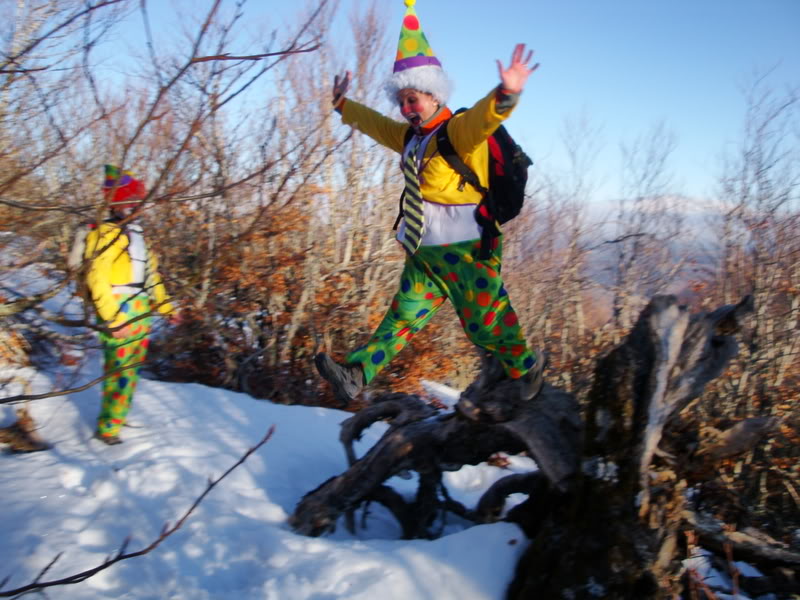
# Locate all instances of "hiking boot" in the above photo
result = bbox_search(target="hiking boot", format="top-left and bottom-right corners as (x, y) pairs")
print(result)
(456, 351), (546, 423)
(314, 353), (365, 407)
(517, 356), (545, 402)
(94, 432), (123, 446)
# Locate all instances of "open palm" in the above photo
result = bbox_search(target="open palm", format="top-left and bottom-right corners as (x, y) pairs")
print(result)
(497, 43), (539, 94)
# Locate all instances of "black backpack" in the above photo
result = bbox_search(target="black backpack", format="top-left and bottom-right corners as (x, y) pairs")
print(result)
(399, 109), (532, 259)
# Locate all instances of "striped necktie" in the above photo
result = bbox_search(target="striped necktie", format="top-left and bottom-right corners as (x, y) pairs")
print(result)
(400, 140), (424, 254)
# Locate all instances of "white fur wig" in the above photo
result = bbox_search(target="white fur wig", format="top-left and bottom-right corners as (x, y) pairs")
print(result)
(384, 64), (452, 106)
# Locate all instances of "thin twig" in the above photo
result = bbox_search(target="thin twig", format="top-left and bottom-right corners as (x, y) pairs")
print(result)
(0, 359), (146, 405)
(191, 45), (321, 63)
(0, 426), (275, 597)
(0, 67), (48, 74)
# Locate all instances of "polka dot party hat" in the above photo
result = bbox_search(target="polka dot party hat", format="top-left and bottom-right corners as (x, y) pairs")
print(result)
(103, 164), (146, 209)
(384, 0), (451, 105)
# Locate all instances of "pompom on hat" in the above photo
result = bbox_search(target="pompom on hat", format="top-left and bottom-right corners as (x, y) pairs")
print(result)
(102, 164), (146, 210)
(384, 0), (451, 106)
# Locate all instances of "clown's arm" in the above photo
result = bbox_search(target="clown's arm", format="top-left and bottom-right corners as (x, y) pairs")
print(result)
(332, 70), (409, 153)
(448, 43), (539, 156)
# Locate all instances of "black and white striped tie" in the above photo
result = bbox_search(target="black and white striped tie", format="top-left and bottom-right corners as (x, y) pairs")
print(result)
(400, 141), (424, 254)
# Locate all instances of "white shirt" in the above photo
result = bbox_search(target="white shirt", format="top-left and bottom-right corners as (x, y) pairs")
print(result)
(396, 130), (482, 248)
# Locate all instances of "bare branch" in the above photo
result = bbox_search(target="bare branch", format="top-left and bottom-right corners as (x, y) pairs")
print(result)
(191, 45), (322, 63)
(0, 0), (124, 70)
(0, 426), (276, 597)
(0, 67), (48, 74)
(0, 282), (69, 318)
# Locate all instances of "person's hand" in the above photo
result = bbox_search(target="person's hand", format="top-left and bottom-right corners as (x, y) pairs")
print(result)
(110, 324), (134, 339)
(333, 71), (352, 106)
(497, 44), (539, 94)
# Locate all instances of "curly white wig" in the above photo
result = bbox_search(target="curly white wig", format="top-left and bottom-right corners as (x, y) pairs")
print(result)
(384, 65), (452, 106)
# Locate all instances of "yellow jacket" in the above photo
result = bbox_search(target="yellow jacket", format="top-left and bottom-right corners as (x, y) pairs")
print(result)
(341, 87), (517, 206)
(84, 222), (174, 327)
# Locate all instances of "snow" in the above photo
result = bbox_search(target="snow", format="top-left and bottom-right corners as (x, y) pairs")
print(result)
(0, 365), (531, 599)
(0, 257), (765, 599)
(0, 248), (537, 598)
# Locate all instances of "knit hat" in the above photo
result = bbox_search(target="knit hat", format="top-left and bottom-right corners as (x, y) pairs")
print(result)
(384, 0), (451, 106)
(103, 164), (146, 209)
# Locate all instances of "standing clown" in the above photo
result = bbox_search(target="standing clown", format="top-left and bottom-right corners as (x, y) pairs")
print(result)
(84, 165), (175, 444)
(315, 0), (541, 412)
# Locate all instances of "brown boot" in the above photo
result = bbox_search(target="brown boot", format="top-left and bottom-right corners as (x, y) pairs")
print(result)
(517, 352), (546, 401)
(94, 431), (123, 446)
(455, 350), (546, 423)
(314, 353), (365, 407)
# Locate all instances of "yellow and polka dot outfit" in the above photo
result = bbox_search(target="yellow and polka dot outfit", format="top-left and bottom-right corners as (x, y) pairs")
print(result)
(97, 293), (152, 436)
(348, 237), (535, 383)
(339, 87), (536, 383)
(84, 221), (174, 438)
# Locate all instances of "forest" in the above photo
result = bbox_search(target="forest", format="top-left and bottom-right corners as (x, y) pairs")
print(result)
(1, 1), (798, 598)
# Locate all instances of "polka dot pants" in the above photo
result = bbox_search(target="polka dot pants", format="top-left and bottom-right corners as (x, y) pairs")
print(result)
(347, 237), (536, 384)
(96, 293), (152, 437)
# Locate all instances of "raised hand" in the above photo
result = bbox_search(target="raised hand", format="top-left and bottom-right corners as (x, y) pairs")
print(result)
(497, 44), (539, 95)
(333, 70), (352, 106)
(111, 324), (134, 339)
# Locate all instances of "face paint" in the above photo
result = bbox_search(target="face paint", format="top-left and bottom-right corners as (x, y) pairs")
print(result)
(397, 89), (438, 127)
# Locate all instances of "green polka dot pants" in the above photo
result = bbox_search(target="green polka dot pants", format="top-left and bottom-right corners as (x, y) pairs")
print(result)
(96, 293), (152, 438)
(347, 237), (536, 384)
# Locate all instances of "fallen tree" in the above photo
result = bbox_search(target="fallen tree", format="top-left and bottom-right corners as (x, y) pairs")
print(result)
(291, 295), (799, 598)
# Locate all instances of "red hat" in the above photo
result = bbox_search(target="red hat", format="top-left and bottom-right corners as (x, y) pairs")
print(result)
(103, 164), (146, 209)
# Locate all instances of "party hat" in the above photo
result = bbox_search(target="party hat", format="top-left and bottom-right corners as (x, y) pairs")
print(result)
(385, 0), (451, 105)
(103, 164), (146, 208)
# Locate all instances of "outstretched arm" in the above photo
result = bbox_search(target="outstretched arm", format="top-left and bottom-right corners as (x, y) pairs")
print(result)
(333, 69), (408, 152)
(497, 43), (539, 94)
(446, 44), (539, 154)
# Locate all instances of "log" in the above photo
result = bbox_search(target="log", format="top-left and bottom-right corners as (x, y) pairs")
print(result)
(292, 296), (761, 598)
(686, 511), (800, 569)
(290, 360), (581, 538)
(693, 417), (779, 462)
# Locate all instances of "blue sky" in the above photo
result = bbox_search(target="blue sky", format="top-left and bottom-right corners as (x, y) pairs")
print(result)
(111, 0), (799, 204)
(357, 0), (799, 203)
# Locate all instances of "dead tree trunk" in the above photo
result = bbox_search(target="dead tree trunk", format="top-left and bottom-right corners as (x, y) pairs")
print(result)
(291, 295), (796, 598)
(289, 378), (581, 539)
(508, 295), (756, 598)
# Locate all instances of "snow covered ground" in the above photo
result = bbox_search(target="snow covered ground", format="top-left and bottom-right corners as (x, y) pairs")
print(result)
(0, 253), (766, 599)
(1, 365), (535, 599)
(0, 240), (537, 599)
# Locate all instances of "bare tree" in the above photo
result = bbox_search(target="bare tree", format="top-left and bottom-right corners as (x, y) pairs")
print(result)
(0, 0), (329, 403)
(505, 113), (605, 390)
(606, 121), (687, 338)
(699, 70), (800, 530)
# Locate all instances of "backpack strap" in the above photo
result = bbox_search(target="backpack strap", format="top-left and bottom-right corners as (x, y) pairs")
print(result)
(435, 120), (488, 196)
(436, 117), (500, 259)
(403, 126), (414, 148)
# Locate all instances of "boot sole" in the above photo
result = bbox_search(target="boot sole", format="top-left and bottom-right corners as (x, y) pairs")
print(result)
(314, 353), (356, 407)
